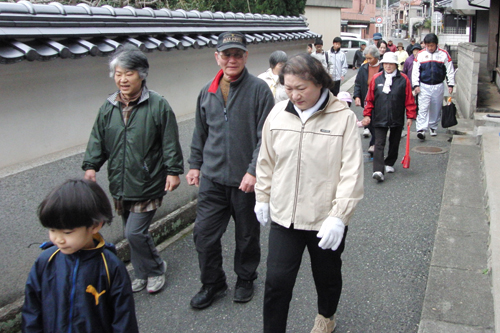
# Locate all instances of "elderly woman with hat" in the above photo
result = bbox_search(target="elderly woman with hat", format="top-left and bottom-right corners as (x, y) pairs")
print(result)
(361, 52), (416, 182)
(396, 42), (409, 71)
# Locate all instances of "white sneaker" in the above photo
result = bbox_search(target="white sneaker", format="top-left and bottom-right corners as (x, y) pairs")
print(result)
(385, 165), (395, 173)
(430, 128), (437, 136)
(363, 128), (370, 138)
(147, 260), (167, 293)
(417, 131), (425, 141)
(310, 314), (336, 333)
(131, 279), (147, 293)
(372, 171), (384, 182)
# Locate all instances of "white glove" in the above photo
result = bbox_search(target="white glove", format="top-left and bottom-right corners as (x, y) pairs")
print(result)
(317, 217), (345, 251)
(254, 202), (270, 226)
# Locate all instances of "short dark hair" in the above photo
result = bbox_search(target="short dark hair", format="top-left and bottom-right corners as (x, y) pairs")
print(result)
(377, 40), (388, 48)
(269, 50), (288, 69)
(424, 33), (439, 45)
(314, 38), (323, 46)
(38, 179), (113, 230)
(279, 53), (334, 91)
(109, 44), (149, 80)
(333, 37), (342, 44)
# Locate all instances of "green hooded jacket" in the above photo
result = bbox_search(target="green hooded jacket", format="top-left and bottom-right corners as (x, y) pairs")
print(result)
(82, 88), (184, 201)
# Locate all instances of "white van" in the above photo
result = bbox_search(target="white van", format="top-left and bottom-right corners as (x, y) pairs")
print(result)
(339, 37), (368, 67)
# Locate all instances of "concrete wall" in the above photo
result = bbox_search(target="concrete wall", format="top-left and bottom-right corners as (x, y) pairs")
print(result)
(475, 10), (490, 45)
(455, 43), (489, 119)
(438, 33), (470, 46)
(0, 40), (308, 308)
(304, 6), (342, 50)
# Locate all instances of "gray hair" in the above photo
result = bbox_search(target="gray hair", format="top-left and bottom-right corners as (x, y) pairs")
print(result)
(109, 44), (149, 80)
(269, 50), (288, 69)
(363, 45), (380, 58)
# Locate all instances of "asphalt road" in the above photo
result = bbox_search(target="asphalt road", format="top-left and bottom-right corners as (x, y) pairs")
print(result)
(133, 97), (451, 332)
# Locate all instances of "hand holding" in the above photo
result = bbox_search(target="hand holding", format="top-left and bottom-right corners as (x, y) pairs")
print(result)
(254, 202), (270, 226)
(317, 217), (345, 251)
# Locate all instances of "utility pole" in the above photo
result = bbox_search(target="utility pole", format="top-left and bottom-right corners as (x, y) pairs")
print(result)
(386, 0), (389, 38)
(430, 0), (435, 34)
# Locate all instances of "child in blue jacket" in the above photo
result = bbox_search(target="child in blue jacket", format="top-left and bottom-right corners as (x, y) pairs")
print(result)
(22, 179), (139, 333)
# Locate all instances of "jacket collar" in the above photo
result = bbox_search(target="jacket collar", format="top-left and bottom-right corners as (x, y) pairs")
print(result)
(107, 86), (150, 106)
(284, 90), (346, 117)
(208, 67), (249, 93)
(46, 233), (114, 262)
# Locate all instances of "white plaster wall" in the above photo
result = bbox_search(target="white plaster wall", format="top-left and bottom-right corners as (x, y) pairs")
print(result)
(304, 7), (342, 51)
(0, 39), (310, 307)
(0, 40), (308, 171)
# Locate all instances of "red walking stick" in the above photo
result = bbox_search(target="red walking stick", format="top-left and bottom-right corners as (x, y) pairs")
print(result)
(401, 124), (411, 169)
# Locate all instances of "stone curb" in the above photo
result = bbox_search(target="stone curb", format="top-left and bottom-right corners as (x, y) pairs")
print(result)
(0, 200), (198, 333)
(482, 131), (500, 332)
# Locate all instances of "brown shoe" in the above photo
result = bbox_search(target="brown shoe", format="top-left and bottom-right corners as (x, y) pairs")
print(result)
(310, 314), (336, 333)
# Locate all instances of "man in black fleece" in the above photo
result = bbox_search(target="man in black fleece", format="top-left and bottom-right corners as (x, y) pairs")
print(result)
(186, 31), (275, 309)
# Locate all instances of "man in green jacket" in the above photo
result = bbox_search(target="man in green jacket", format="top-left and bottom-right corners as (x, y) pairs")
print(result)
(82, 45), (184, 294)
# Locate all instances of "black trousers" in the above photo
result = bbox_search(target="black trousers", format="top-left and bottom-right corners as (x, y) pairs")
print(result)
(331, 80), (341, 96)
(373, 126), (404, 173)
(263, 222), (347, 333)
(193, 177), (260, 285)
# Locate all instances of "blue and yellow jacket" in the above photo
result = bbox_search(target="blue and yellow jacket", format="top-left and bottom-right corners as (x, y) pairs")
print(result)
(22, 233), (138, 333)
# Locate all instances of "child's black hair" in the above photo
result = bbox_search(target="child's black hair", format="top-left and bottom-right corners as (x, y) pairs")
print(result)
(38, 179), (113, 229)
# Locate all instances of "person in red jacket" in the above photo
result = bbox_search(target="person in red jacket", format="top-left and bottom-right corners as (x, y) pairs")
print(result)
(361, 52), (416, 182)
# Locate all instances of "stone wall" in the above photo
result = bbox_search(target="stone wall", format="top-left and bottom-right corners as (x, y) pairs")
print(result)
(455, 43), (489, 119)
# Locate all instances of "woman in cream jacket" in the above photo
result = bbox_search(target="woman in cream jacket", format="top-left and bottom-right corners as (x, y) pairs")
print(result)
(255, 53), (364, 333)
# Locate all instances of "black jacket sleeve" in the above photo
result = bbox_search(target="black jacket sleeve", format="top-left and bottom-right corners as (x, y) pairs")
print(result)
(108, 257), (139, 333)
(22, 259), (44, 332)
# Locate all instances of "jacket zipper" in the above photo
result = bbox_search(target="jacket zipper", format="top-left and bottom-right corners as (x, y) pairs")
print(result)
(120, 105), (128, 196)
(291, 123), (305, 224)
(290, 109), (324, 223)
(68, 258), (80, 333)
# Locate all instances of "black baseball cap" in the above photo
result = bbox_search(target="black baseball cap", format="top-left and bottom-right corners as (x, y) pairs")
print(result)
(217, 32), (247, 52)
(412, 44), (422, 51)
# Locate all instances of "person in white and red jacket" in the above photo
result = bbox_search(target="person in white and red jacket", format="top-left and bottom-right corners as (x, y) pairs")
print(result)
(362, 52), (417, 182)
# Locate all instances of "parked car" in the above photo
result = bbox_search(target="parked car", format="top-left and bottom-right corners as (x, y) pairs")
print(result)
(339, 37), (368, 68)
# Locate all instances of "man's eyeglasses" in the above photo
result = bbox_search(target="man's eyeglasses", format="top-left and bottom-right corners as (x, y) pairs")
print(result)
(218, 51), (245, 60)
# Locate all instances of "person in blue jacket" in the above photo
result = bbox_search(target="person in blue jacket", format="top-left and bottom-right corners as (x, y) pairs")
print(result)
(22, 179), (138, 333)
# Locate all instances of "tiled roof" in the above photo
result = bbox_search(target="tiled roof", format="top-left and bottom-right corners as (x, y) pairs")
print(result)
(0, 1), (318, 64)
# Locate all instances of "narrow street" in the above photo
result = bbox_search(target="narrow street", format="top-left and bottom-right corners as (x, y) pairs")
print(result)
(133, 76), (451, 332)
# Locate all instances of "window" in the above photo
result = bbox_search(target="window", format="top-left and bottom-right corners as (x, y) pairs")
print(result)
(341, 40), (350, 48)
(416, 9), (422, 17)
(351, 40), (360, 48)
(444, 14), (467, 34)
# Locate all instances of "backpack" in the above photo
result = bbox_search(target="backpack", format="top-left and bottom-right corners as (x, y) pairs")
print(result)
(324, 52), (329, 66)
